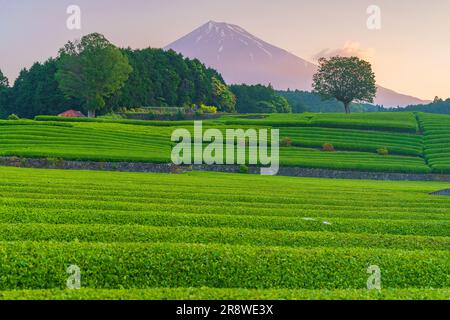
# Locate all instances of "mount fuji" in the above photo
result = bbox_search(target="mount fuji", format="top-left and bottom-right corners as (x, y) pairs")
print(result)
(165, 21), (429, 107)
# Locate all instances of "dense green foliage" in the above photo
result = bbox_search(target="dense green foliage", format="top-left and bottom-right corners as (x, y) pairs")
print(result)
(56, 33), (133, 118)
(0, 168), (448, 299)
(211, 77), (236, 112)
(418, 112), (450, 173)
(0, 70), (8, 88)
(27, 111), (450, 174)
(393, 98), (450, 115)
(230, 84), (292, 113)
(1, 60), (83, 119)
(0, 47), (235, 118)
(0, 69), (10, 118)
(279, 148), (428, 173)
(1, 288), (448, 300)
(0, 112), (433, 173)
(6, 111), (450, 174)
(313, 57), (377, 114)
(217, 112), (419, 133)
(279, 127), (423, 156)
(278, 90), (383, 113)
(107, 48), (235, 112)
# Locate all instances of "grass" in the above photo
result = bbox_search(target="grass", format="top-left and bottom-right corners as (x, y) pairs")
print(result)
(0, 167), (448, 299)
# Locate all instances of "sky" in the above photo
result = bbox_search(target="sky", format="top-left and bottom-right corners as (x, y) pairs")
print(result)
(1, 0), (449, 100)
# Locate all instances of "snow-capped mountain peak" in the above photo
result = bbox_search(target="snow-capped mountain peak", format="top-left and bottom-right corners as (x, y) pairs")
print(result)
(165, 21), (317, 89)
(165, 21), (429, 107)
(167, 21), (282, 61)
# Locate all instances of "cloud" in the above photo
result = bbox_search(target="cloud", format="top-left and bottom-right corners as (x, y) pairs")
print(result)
(312, 41), (375, 62)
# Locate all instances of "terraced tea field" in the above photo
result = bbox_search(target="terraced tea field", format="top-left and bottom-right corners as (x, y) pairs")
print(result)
(216, 112), (419, 132)
(0, 112), (437, 173)
(0, 167), (448, 299)
(279, 127), (423, 156)
(419, 113), (450, 173)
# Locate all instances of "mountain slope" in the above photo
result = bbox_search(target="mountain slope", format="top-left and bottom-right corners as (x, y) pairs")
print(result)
(165, 21), (429, 107)
(375, 86), (429, 107)
(165, 21), (317, 91)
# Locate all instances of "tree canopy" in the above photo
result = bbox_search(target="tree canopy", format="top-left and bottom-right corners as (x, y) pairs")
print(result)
(0, 69), (10, 118)
(278, 90), (383, 113)
(56, 33), (133, 117)
(312, 56), (377, 114)
(0, 69), (8, 88)
(107, 48), (235, 112)
(0, 47), (237, 118)
(230, 84), (292, 113)
(211, 77), (236, 113)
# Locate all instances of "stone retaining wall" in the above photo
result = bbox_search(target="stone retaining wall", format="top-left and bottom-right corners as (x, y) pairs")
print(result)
(2, 156), (450, 182)
(429, 189), (450, 195)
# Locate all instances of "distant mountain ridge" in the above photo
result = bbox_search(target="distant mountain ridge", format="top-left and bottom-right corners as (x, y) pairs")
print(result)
(165, 21), (430, 108)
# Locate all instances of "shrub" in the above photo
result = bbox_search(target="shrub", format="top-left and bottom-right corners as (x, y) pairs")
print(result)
(322, 143), (335, 152)
(8, 114), (19, 120)
(377, 148), (389, 156)
(194, 109), (204, 116)
(239, 164), (249, 174)
(199, 104), (218, 114)
(281, 137), (293, 147)
(97, 112), (124, 120)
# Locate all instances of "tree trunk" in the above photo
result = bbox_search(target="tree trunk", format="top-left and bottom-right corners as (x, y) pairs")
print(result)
(344, 102), (351, 114)
(88, 110), (96, 118)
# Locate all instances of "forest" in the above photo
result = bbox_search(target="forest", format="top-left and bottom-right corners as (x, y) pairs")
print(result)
(0, 48), (239, 118)
(0, 40), (294, 119)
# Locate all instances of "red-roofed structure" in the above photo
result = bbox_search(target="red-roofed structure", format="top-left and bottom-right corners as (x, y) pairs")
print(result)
(58, 110), (86, 118)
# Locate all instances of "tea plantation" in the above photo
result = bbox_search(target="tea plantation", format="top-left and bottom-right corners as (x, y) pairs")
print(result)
(0, 112), (449, 300)
(419, 113), (450, 173)
(0, 167), (448, 299)
(0, 112), (441, 173)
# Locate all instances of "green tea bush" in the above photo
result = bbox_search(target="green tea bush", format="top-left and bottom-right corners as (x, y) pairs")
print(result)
(239, 164), (249, 174)
(377, 148), (389, 156)
(0, 167), (448, 299)
(0, 120), (430, 173)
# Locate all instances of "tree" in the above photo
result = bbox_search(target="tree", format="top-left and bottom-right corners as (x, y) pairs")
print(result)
(272, 95), (291, 113)
(0, 69), (8, 88)
(312, 56), (377, 114)
(8, 60), (84, 118)
(230, 84), (292, 113)
(3, 46), (230, 118)
(106, 48), (229, 110)
(434, 96), (443, 103)
(211, 77), (236, 112)
(56, 33), (132, 117)
(0, 69), (10, 117)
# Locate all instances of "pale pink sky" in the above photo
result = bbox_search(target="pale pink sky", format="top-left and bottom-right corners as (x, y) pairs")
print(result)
(1, 0), (449, 99)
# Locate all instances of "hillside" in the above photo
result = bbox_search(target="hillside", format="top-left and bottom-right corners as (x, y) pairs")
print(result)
(0, 112), (449, 300)
(0, 167), (448, 299)
(394, 99), (450, 115)
(278, 90), (383, 113)
(2, 112), (449, 174)
(0, 48), (233, 119)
